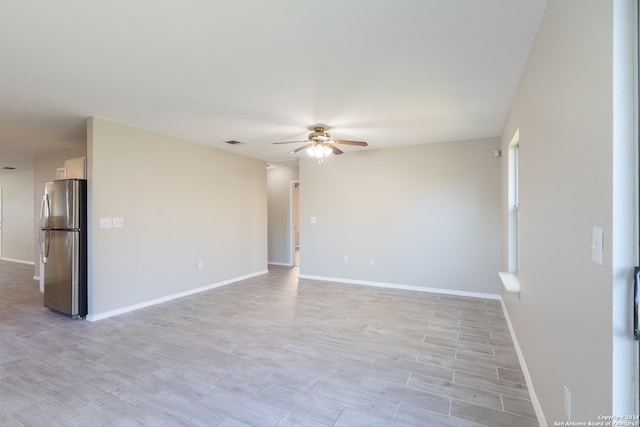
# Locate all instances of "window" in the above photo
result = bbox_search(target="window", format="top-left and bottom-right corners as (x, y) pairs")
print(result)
(508, 129), (520, 273)
(499, 128), (521, 293)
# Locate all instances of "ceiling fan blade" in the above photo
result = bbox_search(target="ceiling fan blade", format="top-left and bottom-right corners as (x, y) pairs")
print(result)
(273, 140), (308, 145)
(325, 142), (343, 155)
(333, 139), (368, 146)
(289, 144), (312, 154)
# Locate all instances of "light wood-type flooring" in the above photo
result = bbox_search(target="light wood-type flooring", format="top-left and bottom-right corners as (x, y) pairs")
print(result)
(0, 260), (538, 426)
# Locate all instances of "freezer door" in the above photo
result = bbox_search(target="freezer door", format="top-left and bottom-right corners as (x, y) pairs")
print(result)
(43, 230), (80, 316)
(44, 179), (83, 230)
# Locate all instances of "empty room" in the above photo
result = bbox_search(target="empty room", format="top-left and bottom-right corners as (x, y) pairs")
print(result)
(0, 1), (637, 426)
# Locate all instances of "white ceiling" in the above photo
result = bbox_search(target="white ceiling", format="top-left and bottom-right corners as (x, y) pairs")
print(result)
(0, 0), (547, 169)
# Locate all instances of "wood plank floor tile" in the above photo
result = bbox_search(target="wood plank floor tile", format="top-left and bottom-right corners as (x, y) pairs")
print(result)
(395, 403), (483, 427)
(454, 369), (530, 400)
(374, 355), (454, 382)
(0, 412), (22, 427)
(332, 407), (408, 427)
(198, 385), (286, 426)
(11, 397), (97, 427)
(307, 379), (400, 419)
(498, 366), (528, 384)
(0, 261), (538, 426)
(417, 350), (500, 379)
(407, 373), (504, 411)
(502, 394), (539, 419)
(273, 413), (330, 427)
(451, 399), (539, 427)
(255, 384), (342, 425)
(135, 389), (226, 427)
(218, 418), (253, 427)
(456, 348), (522, 371)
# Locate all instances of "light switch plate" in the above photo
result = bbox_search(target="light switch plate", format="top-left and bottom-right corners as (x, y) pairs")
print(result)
(100, 217), (112, 228)
(112, 217), (124, 228)
(591, 227), (603, 265)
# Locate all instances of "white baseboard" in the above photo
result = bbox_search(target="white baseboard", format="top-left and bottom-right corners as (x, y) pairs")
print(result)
(268, 261), (293, 267)
(500, 298), (547, 426)
(298, 274), (501, 300)
(1, 257), (35, 266)
(86, 270), (269, 322)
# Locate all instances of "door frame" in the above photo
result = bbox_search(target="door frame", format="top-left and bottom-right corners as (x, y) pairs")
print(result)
(0, 186), (3, 259)
(289, 180), (300, 267)
(635, 0), (640, 413)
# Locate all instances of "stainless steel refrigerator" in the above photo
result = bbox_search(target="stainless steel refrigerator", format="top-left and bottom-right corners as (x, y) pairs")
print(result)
(40, 179), (87, 318)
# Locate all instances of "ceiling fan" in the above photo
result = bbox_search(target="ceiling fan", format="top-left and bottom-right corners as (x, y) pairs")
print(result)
(273, 126), (368, 161)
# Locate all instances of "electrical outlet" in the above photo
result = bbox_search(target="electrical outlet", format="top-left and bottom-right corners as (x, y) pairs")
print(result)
(198, 261), (204, 270)
(343, 256), (349, 264)
(370, 258), (375, 266)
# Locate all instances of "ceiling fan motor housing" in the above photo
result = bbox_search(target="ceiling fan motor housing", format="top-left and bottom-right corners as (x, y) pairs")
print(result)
(309, 127), (330, 142)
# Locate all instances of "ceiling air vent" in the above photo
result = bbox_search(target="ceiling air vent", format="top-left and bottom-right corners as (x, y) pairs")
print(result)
(223, 140), (244, 145)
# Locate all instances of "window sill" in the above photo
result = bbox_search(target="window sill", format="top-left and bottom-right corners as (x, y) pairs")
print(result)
(498, 272), (521, 294)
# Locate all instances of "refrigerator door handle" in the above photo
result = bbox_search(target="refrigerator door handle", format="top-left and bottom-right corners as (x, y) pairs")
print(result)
(634, 267), (640, 341)
(41, 229), (50, 264)
(40, 194), (49, 229)
(40, 194), (50, 264)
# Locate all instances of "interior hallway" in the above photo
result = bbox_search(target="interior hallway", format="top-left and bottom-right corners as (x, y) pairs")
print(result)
(0, 260), (536, 426)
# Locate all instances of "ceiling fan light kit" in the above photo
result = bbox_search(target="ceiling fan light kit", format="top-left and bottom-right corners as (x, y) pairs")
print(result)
(273, 126), (368, 163)
(306, 144), (332, 159)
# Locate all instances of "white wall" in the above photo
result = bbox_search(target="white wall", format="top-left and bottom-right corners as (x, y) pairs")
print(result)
(500, 0), (636, 422)
(300, 138), (501, 296)
(267, 166), (299, 265)
(0, 170), (34, 264)
(88, 117), (268, 318)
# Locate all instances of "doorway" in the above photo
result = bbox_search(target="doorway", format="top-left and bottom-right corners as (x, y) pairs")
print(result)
(291, 181), (300, 266)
